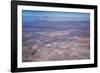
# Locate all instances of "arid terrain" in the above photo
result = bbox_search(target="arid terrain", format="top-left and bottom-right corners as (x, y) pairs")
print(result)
(22, 21), (90, 62)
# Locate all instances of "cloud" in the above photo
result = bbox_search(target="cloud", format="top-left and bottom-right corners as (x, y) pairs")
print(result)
(22, 10), (90, 22)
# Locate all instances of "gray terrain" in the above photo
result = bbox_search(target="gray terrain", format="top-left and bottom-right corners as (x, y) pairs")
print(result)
(22, 21), (90, 62)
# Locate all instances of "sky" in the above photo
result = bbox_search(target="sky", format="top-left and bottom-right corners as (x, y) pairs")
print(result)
(22, 10), (90, 22)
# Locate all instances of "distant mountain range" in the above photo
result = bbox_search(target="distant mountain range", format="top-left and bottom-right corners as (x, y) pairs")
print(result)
(23, 21), (90, 31)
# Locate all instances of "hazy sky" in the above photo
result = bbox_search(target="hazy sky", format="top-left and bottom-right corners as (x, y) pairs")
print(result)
(22, 10), (90, 22)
